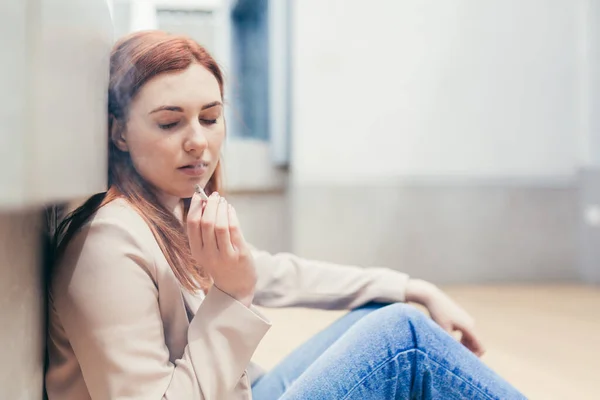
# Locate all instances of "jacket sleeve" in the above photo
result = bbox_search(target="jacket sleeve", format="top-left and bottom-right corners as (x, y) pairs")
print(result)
(250, 246), (410, 309)
(52, 217), (270, 399)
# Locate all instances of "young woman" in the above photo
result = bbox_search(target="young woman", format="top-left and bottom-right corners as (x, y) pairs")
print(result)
(45, 30), (526, 400)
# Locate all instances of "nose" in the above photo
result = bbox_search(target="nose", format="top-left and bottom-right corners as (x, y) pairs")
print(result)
(184, 122), (209, 155)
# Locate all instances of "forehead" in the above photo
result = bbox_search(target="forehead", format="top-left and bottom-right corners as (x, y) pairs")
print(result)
(134, 63), (221, 110)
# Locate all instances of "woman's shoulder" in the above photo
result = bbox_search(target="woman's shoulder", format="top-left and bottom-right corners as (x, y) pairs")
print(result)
(56, 198), (160, 280)
(85, 198), (156, 248)
(49, 198), (165, 326)
(94, 197), (148, 226)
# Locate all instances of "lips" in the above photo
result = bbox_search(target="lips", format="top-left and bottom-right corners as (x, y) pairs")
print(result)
(178, 162), (209, 176)
(179, 162), (208, 170)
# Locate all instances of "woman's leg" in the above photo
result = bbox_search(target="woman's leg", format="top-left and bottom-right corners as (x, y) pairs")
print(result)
(279, 303), (526, 400)
(252, 303), (387, 399)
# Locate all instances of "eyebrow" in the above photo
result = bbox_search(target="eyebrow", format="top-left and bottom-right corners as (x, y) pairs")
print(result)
(201, 101), (222, 110)
(149, 101), (222, 114)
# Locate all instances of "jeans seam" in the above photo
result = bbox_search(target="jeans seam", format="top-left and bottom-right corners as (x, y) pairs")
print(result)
(339, 348), (413, 400)
(415, 349), (498, 400)
(340, 348), (497, 400)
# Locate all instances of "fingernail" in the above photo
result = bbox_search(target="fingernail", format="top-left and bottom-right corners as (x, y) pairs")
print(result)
(219, 197), (226, 203)
(211, 191), (219, 198)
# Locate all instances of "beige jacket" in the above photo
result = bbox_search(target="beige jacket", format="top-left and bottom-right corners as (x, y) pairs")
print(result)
(45, 198), (410, 399)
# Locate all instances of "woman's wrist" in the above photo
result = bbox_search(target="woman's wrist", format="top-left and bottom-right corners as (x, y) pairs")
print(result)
(405, 279), (440, 306)
(213, 284), (255, 308)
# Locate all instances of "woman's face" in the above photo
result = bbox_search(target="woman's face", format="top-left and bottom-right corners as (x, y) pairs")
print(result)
(116, 63), (224, 205)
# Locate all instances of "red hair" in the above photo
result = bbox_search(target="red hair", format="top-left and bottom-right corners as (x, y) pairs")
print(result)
(56, 31), (225, 292)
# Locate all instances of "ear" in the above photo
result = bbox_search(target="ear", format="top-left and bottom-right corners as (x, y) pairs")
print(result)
(110, 117), (128, 152)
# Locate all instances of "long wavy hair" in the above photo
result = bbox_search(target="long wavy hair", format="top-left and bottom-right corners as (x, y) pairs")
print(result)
(54, 31), (225, 292)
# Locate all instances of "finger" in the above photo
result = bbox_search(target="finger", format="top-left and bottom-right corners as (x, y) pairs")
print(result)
(457, 324), (485, 357)
(187, 191), (205, 247)
(461, 334), (484, 357)
(228, 204), (246, 251)
(215, 197), (234, 254)
(201, 192), (220, 250)
(434, 317), (453, 335)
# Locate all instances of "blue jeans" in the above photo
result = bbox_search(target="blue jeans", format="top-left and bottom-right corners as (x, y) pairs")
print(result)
(252, 303), (526, 399)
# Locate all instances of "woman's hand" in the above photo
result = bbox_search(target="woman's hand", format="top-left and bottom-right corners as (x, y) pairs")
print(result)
(406, 279), (485, 357)
(187, 191), (257, 307)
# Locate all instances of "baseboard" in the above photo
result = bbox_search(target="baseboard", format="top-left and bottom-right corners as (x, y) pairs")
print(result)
(289, 182), (580, 284)
(578, 168), (600, 284)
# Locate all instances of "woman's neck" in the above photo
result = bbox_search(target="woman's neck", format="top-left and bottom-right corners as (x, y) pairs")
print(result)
(155, 191), (185, 223)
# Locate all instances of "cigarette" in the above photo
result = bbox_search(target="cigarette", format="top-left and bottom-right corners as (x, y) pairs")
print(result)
(194, 184), (209, 201)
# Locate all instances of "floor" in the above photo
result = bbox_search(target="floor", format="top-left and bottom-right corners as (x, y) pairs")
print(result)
(252, 285), (600, 400)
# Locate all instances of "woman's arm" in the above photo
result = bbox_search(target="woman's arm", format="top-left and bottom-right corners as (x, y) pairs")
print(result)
(250, 248), (484, 355)
(251, 246), (410, 309)
(51, 216), (270, 399)
(249, 245), (485, 356)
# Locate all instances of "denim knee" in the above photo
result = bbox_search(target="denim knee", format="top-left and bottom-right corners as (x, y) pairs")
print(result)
(379, 303), (429, 326)
(363, 303), (433, 352)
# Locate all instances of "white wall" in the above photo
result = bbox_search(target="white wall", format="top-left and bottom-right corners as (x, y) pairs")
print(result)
(585, 0), (600, 167)
(0, 0), (112, 210)
(291, 0), (584, 184)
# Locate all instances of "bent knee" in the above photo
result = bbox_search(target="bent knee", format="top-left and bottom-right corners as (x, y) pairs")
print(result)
(370, 303), (433, 340)
(382, 303), (428, 323)
(342, 303), (437, 355)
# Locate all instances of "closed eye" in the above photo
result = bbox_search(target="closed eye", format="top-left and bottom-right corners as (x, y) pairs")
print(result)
(158, 121), (179, 130)
(201, 118), (218, 125)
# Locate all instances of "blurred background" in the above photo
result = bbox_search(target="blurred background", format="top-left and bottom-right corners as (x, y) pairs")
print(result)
(1, 0), (599, 398)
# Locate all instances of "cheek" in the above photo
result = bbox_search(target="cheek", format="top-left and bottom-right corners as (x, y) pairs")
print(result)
(128, 136), (174, 175)
(208, 127), (225, 152)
